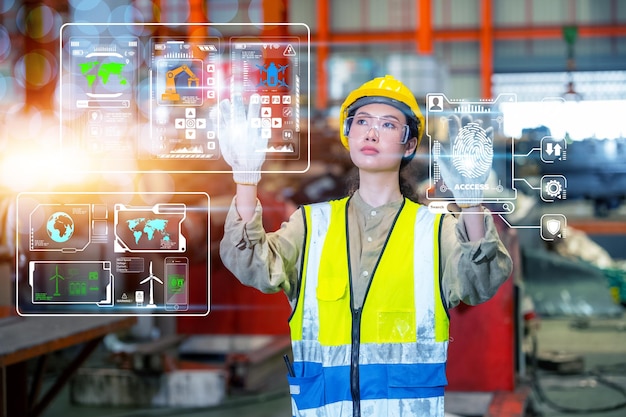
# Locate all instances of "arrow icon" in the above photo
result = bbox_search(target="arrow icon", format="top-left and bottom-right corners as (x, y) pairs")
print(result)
(546, 143), (553, 155)
(554, 143), (561, 157)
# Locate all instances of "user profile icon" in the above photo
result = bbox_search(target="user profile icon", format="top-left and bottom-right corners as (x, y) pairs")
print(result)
(429, 95), (443, 112)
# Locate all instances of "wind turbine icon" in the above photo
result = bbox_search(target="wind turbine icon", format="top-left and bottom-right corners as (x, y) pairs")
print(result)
(49, 265), (64, 296)
(140, 261), (163, 308)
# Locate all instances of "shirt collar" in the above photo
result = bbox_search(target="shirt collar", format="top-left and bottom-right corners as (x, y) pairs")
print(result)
(351, 190), (404, 213)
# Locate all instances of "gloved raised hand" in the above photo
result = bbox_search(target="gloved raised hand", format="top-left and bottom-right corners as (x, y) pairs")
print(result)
(218, 93), (267, 185)
(435, 114), (494, 208)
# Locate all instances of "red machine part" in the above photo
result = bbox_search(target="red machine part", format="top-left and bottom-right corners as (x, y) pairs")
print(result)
(447, 277), (516, 391)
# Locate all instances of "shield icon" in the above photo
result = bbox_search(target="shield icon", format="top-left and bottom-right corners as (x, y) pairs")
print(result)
(546, 219), (561, 235)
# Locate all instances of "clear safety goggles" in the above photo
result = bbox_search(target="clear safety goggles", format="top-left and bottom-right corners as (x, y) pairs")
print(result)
(346, 115), (410, 144)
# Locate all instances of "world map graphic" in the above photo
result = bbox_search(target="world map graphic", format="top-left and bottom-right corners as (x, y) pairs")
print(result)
(126, 217), (171, 245)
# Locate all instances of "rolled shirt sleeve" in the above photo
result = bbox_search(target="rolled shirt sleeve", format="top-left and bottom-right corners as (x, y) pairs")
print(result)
(219, 197), (303, 301)
(440, 209), (514, 309)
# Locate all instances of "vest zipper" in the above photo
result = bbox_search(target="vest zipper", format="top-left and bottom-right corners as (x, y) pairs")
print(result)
(351, 307), (362, 417)
(346, 198), (404, 417)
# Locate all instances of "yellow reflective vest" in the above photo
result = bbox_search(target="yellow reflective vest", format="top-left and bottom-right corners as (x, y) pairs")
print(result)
(288, 197), (449, 417)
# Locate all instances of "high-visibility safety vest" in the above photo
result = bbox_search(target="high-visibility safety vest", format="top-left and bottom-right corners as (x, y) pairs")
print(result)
(288, 197), (449, 417)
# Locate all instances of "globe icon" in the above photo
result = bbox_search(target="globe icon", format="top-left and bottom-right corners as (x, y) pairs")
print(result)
(46, 212), (75, 243)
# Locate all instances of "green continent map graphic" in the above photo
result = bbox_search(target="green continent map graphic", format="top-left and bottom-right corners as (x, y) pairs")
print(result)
(126, 218), (170, 244)
(79, 61), (127, 87)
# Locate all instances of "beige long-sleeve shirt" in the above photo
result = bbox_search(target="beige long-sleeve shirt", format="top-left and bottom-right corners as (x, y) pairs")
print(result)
(220, 192), (513, 310)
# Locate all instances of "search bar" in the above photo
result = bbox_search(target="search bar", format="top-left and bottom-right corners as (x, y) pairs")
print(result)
(76, 100), (130, 108)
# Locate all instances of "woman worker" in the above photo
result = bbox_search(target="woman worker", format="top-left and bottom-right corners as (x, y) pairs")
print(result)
(218, 75), (512, 417)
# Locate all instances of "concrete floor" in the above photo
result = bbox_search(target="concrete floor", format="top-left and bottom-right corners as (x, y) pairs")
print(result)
(42, 387), (293, 417)
(526, 317), (626, 417)
(38, 316), (626, 417)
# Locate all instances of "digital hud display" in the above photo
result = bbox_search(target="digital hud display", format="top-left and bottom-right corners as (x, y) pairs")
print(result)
(16, 192), (209, 316)
(149, 37), (220, 160)
(59, 23), (310, 173)
(114, 203), (186, 253)
(425, 93), (517, 214)
(230, 37), (302, 157)
(66, 36), (139, 155)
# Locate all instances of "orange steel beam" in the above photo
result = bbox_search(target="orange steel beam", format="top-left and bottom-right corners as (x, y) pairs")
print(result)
(316, 0), (330, 110)
(188, 0), (207, 37)
(261, 0), (288, 36)
(23, 0), (58, 111)
(417, 0), (433, 54)
(309, 8), (625, 104)
(568, 220), (626, 235)
(310, 24), (626, 44)
(497, 24), (626, 39)
(480, 0), (493, 99)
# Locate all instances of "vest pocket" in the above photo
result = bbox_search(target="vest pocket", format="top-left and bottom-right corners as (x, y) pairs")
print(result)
(287, 371), (326, 415)
(316, 277), (350, 345)
(388, 364), (447, 397)
(316, 276), (347, 301)
(376, 311), (416, 343)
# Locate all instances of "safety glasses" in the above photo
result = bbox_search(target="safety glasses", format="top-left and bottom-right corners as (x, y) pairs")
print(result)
(345, 115), (410, 144)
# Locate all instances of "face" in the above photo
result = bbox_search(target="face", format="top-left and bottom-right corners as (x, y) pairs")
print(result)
(347, 103), (417, 173)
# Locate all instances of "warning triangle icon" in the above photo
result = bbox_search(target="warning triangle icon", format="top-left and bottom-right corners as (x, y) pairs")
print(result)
(283, 44), (296, 56)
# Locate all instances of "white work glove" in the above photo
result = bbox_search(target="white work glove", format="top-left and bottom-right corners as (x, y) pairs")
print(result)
(218, 93), (266, 185)
(435, 114), (494, 208)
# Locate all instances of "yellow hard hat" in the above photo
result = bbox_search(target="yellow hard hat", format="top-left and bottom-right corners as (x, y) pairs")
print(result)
(339, 74), (425, 149)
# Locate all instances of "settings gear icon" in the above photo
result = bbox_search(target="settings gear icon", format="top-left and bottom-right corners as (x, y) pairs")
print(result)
(541, 175), (567, 202)
(544, 179), (562, 198)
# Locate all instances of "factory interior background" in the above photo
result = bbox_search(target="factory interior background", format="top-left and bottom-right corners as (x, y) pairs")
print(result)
(0, 0), (625, 416)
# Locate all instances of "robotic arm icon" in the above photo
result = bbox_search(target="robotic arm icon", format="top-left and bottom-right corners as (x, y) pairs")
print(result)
(162, 64), (199, 101)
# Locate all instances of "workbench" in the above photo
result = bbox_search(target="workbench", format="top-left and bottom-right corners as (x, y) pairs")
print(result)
(0, 314), (136, 417)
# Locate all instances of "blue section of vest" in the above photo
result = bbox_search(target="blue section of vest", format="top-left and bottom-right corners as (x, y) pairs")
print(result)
(288, 361), (446, 410)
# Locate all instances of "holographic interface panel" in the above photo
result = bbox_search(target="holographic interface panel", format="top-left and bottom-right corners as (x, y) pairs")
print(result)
(16, 192), (209, 316)
(60, 23), (310, 173)
(426, 93), (517, 214)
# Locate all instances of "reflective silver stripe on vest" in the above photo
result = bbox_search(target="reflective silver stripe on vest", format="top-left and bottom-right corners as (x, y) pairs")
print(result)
(293, 340), (447, 368)
(412, 206), (449, 361)
(291, 397), (444, 417)
(294, 203), (329, 365)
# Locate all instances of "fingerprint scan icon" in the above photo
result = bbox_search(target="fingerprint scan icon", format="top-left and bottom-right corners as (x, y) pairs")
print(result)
(452, 122), (493, 179)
